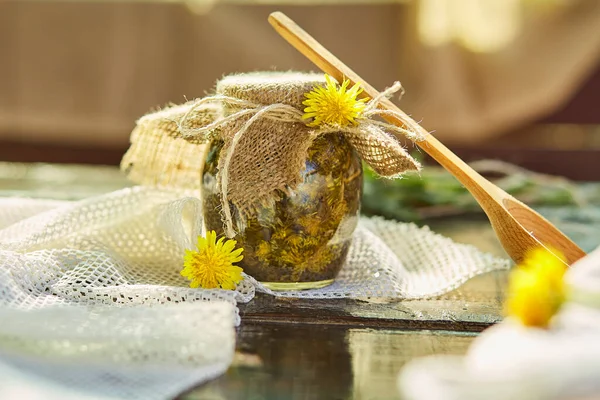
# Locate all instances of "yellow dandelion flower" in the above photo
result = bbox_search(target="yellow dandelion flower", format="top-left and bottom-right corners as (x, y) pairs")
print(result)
(181, 230), (244, 290)
(505, 247), (567, 328)
(302, 74), (368, 128)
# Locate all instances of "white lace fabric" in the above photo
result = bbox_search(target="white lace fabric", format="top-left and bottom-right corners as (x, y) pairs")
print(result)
(0, 187), (509, 399)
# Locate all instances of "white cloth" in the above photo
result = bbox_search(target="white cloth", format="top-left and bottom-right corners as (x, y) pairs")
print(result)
(0, 187), (508, 399)
(398, 247), (600, 400)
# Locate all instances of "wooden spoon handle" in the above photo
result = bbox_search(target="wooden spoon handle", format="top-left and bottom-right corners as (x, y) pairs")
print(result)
(268, 12), (498, 205)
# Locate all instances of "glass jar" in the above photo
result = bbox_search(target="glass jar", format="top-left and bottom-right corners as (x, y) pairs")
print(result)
(202, 133), (363, 290)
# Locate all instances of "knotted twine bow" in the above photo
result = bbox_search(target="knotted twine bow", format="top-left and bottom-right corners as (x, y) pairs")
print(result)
(176, 74), (425, 238)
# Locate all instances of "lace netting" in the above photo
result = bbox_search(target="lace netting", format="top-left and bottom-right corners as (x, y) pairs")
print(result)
(0, 187), (508, 399)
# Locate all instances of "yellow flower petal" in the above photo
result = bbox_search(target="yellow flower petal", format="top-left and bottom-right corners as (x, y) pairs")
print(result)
(221, 239), (237, 254)
(505, 246), (567, 328)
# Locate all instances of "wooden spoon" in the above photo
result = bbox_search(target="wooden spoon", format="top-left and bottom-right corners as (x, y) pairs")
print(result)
(268, 11), (586, 266)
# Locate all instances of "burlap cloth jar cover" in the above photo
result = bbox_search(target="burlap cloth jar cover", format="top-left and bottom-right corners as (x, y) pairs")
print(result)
(124, 72), (420, 205)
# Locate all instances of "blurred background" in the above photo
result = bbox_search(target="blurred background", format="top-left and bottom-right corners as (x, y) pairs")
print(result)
(1, 0), (599, 179)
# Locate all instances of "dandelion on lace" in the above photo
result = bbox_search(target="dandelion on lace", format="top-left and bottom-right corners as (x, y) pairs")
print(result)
(181, 230), (244, 290)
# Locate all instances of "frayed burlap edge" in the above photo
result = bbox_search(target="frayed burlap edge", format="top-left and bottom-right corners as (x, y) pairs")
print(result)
(120, 102), (220, 190)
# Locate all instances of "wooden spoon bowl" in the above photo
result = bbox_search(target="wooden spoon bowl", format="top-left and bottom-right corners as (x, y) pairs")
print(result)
(268, 11), (586, 266)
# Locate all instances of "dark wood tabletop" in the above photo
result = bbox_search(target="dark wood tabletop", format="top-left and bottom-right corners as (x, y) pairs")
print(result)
(0, 162), (509, 400)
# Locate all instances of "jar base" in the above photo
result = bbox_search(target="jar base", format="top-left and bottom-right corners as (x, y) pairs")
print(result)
(260, 279), (335, 291)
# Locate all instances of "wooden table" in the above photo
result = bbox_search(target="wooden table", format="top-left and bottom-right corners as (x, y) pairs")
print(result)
(0, 162), (510, 400)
